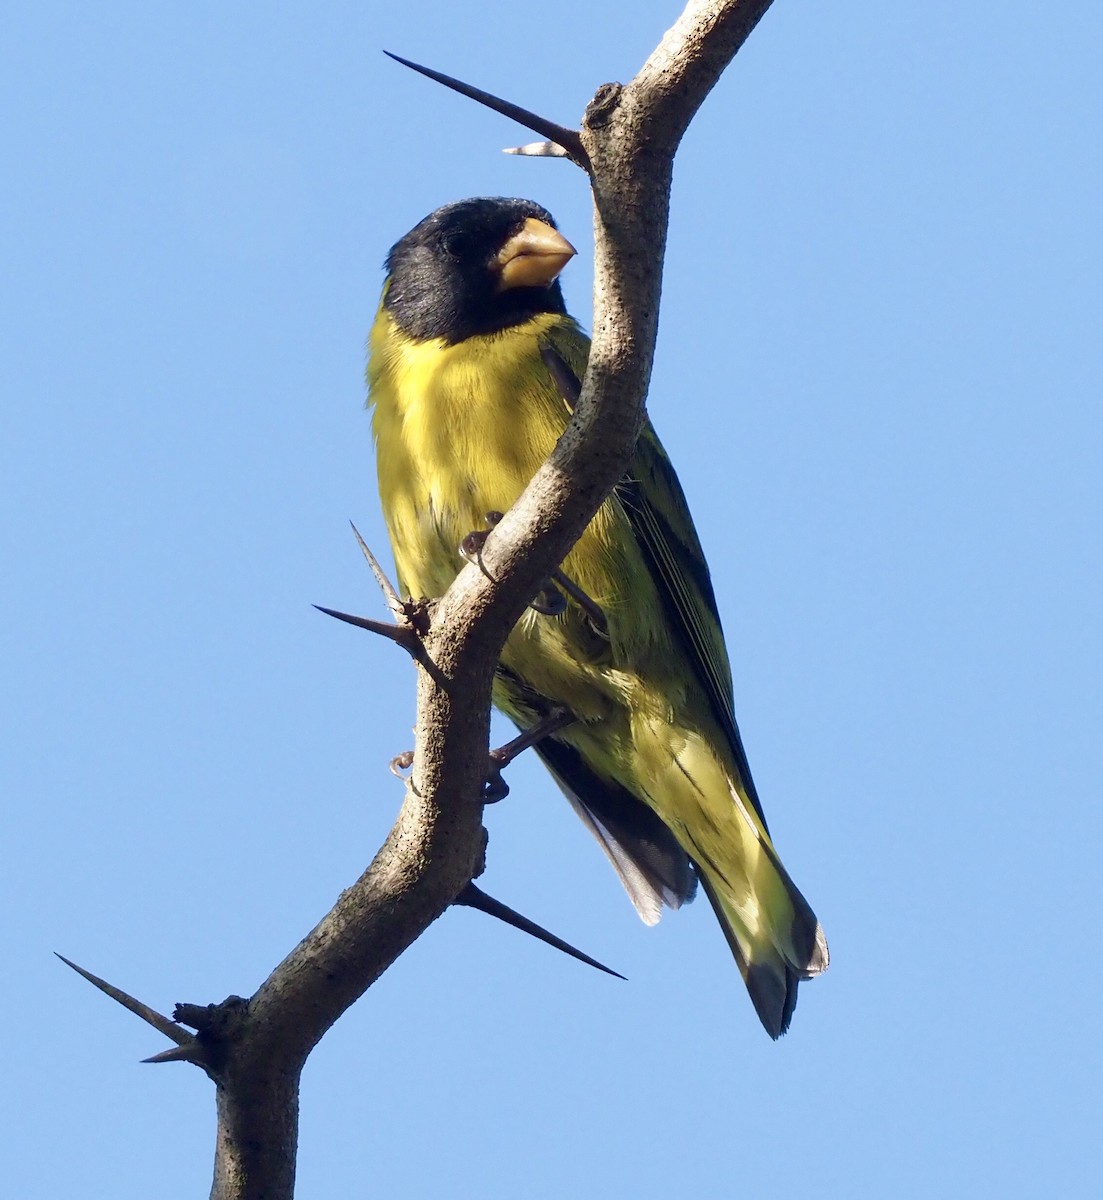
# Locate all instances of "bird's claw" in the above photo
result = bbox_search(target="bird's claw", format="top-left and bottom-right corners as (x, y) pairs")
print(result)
(483, 765), (510, 803)
(459, 511), (504, 565)
(459, 528), (491, 566)
(461, 512), (583, 622)
(479, 707), (575, 803)
(529, 583), (567, 615)
(390, 750), (414, 779)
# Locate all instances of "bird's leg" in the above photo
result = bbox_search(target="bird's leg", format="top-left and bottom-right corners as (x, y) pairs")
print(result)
(483, 706), (575, 802)
(548, 568), (608, 636)
(458, 518), (497, 579)
(460, 511), (606, 628)
(529, 581), (568, 616)
(460, 513), (567, 613)
(389, 708), (572, 801)
(490, 707), (575, 767)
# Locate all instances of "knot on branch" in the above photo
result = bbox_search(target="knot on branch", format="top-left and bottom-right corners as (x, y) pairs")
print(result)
(585, 83), (623, 129)
(404, 597), (436, 638)
(473, 826), (489, 881)
(173, 996), (250, 1066)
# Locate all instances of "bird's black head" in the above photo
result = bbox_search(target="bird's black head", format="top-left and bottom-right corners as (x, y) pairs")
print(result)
(382, 197), (575, 344)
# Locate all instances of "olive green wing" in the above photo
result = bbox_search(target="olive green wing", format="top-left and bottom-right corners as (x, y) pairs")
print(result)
(495, 659), (698, 925)
(539, 332), (769, 832)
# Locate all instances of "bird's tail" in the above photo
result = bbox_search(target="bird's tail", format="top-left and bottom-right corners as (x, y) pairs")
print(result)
(692, 785), (829, 1038)
(632, 722), (829, 1036)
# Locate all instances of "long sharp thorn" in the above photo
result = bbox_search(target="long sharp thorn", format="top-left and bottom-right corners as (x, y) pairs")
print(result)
(142, 1043), (204, 1065)
(383, 51), (589, 171)
(55, 953), (191, 1046)
(348, 521), (403, 613)
(314, 605), (446, 686)
(313, 604), (417, 647)
(455, 883), (626, 980)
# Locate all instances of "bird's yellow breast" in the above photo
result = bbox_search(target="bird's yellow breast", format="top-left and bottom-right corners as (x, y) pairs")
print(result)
(369, 308), (579, 595)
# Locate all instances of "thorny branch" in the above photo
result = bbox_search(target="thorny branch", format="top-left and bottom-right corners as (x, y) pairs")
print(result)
(63, 5), (778, 1198)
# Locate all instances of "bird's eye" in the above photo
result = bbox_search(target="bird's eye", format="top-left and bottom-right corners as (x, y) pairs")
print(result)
(440, 230), (468, 258)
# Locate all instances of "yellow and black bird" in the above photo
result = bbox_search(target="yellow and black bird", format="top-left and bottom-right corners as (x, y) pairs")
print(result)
(366, 197), (828, 1036)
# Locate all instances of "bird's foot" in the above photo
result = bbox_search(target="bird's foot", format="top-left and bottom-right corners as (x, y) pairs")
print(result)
(529, 581), (568, 615)
(458, 515), (498, 577)
(482, 765), (511, 804)
(460, 512), (606, 629)
(460, 512), (560, 615)
(390, 708), (573, 802)
(390, 750), (414, 779)
(482, 706), (575, 802)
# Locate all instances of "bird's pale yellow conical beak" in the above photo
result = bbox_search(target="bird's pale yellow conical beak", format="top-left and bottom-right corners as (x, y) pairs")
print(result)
(494, 218), (576, 291)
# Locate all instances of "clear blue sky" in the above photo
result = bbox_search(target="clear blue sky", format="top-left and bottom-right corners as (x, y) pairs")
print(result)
(4, 2), (1100, 1196)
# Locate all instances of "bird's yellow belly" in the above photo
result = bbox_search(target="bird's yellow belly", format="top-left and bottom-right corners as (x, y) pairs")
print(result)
(388, 477), (632, 724)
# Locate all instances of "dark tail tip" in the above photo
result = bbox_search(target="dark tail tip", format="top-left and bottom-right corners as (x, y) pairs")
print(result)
(745, 962), (800, 1039)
